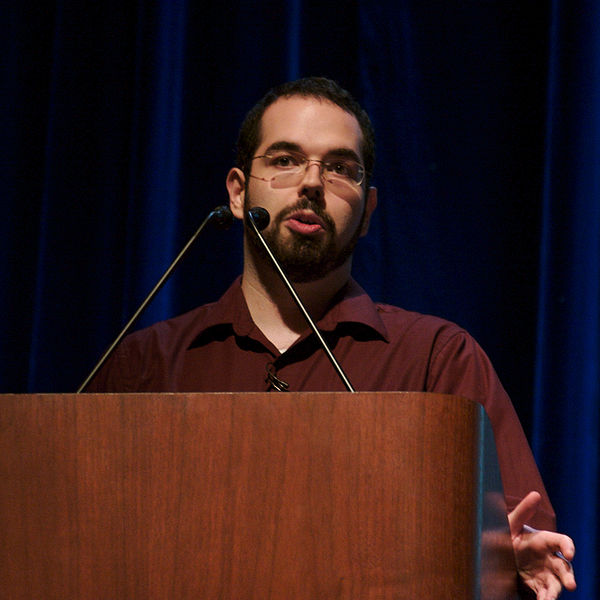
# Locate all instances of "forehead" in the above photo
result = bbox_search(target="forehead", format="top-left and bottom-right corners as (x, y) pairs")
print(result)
(258, 96), (363, 157)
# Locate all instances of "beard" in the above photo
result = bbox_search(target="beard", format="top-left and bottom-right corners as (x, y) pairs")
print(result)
(244, 194), (366, 283)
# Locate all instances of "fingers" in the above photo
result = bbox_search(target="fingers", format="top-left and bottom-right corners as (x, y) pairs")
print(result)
(527, 559), (574, 600)
(508, 491), (542, 537)
(510, 507), (577, 598)
(550, 550), (577, 592)
(538, 577), (564, 600)
(537, 577), (564, 600)
(556, 533), (575, 562)
(542, 530), (576, 568)
(536, 535), (577, 594)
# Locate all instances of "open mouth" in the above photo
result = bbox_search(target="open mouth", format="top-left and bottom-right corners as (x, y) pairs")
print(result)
(285, 210), (327, 235)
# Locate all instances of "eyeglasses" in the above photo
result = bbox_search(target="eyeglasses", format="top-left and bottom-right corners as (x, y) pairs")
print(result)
(249, 150), (365, 189)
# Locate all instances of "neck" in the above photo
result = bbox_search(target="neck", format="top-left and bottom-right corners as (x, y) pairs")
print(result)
(240, 243), (351, 351)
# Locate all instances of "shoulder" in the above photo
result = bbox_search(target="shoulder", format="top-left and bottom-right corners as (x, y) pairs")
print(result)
(121, 301), (222, 355)
(373, 302), (497, 395)
(87, 301), (221, 392)
(123, 277), (245, 351)
(374, 302), (470, 347)
(337, 280), (467, 350)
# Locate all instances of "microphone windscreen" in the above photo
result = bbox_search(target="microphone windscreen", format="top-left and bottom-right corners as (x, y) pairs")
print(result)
(248, 207), (270, 231)
(211, 205), (234, 229)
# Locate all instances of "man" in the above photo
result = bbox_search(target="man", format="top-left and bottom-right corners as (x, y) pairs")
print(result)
(89, 77), (576, 598)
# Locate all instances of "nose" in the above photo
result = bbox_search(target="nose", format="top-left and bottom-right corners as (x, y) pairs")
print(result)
(299, 160), (324, 200)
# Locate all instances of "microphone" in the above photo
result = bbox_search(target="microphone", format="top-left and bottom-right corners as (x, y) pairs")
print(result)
(247, 207), (355, 392)
(247, 206), (270, 230)
(77, 205), (234, 393)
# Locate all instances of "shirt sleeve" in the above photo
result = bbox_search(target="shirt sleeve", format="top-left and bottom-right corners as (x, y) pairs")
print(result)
(426, 326), (556, 531)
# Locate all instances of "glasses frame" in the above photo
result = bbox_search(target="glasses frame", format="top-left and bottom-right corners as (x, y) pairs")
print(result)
(249, 151), (366, 188)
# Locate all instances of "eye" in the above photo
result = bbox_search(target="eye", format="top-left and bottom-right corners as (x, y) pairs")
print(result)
(326, 160), (358, 179)
(268, 152), (302, 169)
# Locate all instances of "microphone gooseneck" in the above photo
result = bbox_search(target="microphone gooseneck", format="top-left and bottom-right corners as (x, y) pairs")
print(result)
(247, 207), (355, 393)
(77, 205), (234, 393)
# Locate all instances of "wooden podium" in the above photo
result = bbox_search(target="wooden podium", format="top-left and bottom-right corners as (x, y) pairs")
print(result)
(0, 392), (519, 598)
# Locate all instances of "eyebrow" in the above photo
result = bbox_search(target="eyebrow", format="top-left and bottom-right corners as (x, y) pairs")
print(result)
(263, 141), (362, 164)
(263, 141), (302, 153)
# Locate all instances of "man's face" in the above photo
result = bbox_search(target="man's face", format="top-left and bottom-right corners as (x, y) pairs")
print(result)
(238, 96), (376, 283)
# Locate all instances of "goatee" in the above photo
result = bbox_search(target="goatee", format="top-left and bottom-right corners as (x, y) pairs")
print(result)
(244, 196), (364, 283)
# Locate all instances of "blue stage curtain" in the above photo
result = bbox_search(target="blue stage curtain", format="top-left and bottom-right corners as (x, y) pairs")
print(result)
(1, 2), (597, 595)
(532, 1), (600, 596)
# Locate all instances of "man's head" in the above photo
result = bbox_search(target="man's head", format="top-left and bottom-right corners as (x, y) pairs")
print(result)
(235, 77), (375, 188)
(227, 78), (377, 284)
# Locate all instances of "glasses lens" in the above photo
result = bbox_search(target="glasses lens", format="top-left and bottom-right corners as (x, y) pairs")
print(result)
(255, 152), (364, 189)
(270, 172), (361, 194)
(323, 160), (364, 184)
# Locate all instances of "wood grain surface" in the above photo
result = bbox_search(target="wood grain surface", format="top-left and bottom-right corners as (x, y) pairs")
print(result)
(0, 392), (518, 599)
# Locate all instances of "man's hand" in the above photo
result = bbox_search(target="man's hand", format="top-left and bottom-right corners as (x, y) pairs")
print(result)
(509, 491), (576, 599)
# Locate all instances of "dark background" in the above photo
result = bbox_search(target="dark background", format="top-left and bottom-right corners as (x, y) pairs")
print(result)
(3, 3), (598, 596)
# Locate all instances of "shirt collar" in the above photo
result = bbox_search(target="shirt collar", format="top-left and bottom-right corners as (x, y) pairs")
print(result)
(316, 278), (389, 341)
(200, 275), (257, 337)
(198, 275), (389, 343)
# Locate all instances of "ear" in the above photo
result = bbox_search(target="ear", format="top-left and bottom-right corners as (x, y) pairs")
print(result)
(226, 167), (246, 220)
(359, 186), (378, 237)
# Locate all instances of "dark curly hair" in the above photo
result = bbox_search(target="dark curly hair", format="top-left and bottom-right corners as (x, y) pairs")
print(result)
(235, 77), (375, 187)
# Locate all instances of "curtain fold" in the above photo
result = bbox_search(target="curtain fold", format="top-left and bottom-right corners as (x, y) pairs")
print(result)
(533, 2), (600, 596)
(122, 0), (187, 328)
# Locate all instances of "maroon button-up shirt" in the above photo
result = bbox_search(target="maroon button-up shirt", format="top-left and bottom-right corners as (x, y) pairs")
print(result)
(88, 276), (555, 529)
